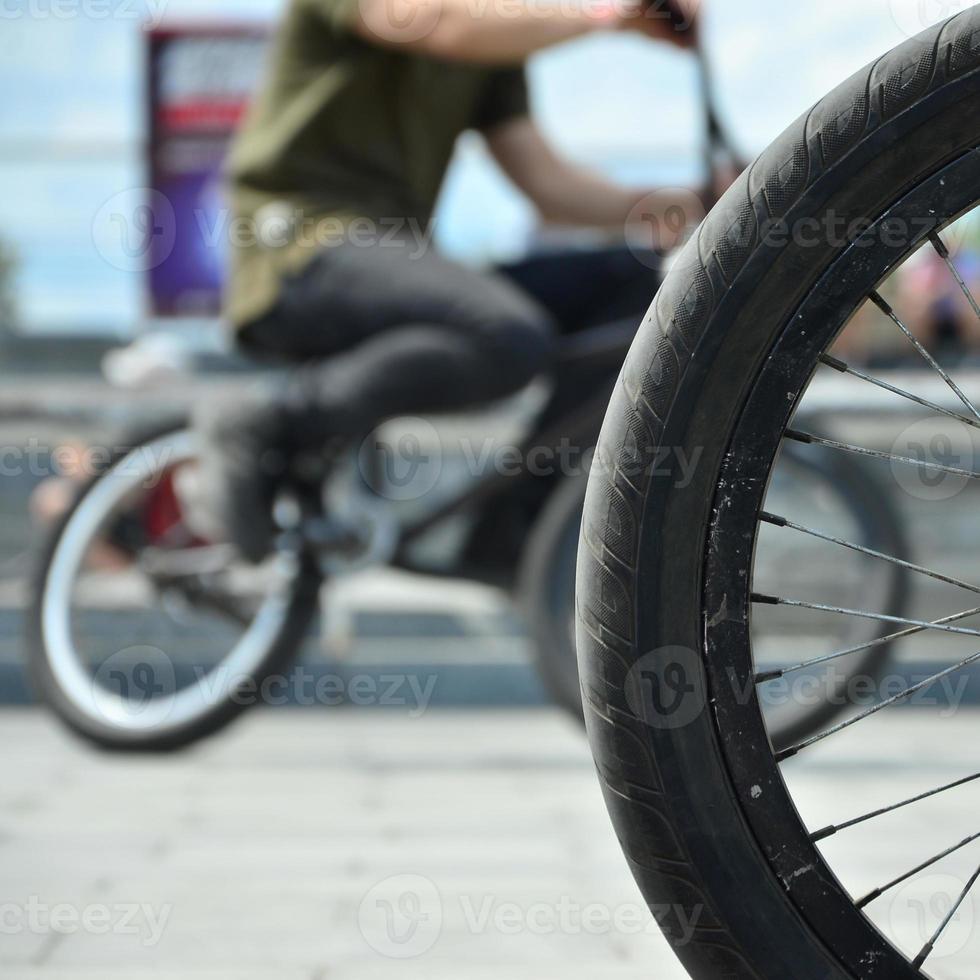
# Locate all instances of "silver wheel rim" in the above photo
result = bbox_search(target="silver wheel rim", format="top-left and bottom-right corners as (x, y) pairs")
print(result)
(40, 430), (301, 737)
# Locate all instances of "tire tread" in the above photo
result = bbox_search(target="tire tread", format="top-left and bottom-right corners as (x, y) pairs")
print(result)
(577, 10), (980, 979)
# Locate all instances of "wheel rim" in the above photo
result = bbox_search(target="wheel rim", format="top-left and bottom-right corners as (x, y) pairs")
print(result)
(40, 430), (302, 737)
(704, 148), (980, 978)
(751, 442), (909, 749)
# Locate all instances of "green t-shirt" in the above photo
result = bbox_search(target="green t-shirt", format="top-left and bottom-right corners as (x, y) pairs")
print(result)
(225, 0), (529, 326)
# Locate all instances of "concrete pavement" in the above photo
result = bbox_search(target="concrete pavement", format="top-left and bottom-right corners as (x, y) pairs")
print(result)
(3, 708), (980, 979)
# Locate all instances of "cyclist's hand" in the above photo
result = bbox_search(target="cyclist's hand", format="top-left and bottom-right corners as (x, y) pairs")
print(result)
(624, 0), (700, 49)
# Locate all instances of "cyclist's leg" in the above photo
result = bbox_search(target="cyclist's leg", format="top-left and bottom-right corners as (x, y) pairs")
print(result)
(203, 240), (557, 560)
(496, 246), (662, 333)
(260, 240), (556, 430)
(497, 246), (664, 430)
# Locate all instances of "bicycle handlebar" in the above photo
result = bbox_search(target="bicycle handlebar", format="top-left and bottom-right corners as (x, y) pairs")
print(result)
(692, 37), (750, 208)
(641, 0), (746, 203)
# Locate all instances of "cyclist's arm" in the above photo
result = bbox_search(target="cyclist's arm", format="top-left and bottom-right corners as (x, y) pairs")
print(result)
(351, 0), (698, 63)
(487, 116), (694, 246)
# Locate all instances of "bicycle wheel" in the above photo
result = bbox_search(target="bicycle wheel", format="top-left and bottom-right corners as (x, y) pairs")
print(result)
(26, 424), (322, 751)
(519, 472), (588, 719)
(524, 447), (911, 745)
(578, 10), (980, 979)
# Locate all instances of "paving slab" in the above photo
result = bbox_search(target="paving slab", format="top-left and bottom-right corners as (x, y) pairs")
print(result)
(1, 707), (978, 979)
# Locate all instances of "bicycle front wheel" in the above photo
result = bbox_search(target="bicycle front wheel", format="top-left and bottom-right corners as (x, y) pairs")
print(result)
(524, 448), (912, 748)
(578, 10), (980, 979)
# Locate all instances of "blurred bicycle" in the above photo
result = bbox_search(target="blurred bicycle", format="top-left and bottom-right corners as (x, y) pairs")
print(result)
(26, 26), (912, 751)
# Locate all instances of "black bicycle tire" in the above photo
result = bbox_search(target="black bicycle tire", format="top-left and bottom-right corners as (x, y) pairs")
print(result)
(519, 471), (589, 721)
(524, 445), (913, 739)
(576, 10), (980, 980)
(25, 422), (322, 752)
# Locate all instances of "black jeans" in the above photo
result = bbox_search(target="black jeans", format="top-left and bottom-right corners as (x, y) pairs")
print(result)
(239, 241), (661, 443)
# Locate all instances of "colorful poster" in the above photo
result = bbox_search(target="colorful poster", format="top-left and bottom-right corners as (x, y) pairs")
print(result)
(147, 26), (268, 317)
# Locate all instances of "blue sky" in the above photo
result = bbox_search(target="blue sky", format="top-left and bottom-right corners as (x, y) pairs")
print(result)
(0, 0), (965, 333)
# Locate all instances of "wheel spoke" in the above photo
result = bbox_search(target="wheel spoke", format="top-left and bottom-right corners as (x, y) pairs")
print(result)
(931, 232), (980, 323)
(818, 352), (980, 432)
(811, 771), (980, 842)
(752, 593), (980, 639)
(784, 429), (980, 481)
(856, 833), (980, 909)
(775, 650), (980, 762)
(760, 511), (980, 594)
(912, 862), (980, 969)
(870, 290), (980, 423)
(756, 604), (980, 684)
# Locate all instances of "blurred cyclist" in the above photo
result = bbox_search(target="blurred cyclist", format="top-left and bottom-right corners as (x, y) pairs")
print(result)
(202, 0), (702, 561)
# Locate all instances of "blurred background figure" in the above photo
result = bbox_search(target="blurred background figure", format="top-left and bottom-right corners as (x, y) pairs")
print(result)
(195, 0), (702, 564)
(831, 219), (980, 365)
(897, 233), (980, 362)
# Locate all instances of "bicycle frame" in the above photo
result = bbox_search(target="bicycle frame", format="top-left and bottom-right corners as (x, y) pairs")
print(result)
(375, 317), (636, 582)
(145, 42), (741, 592)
